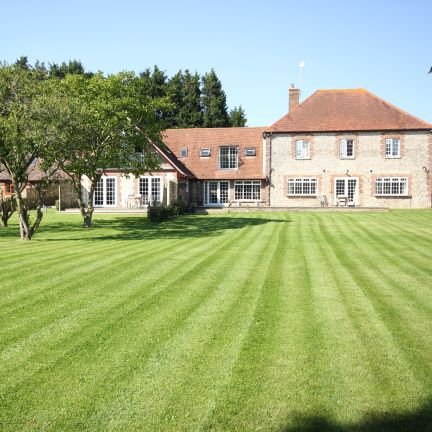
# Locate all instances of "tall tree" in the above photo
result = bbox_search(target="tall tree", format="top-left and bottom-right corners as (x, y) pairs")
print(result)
(229, 105), (247, 127)
(165, 70), (184, 128)
(201, 69), (230, 128)
(139, 65), (167, 99)
(49, 59), (89, 78)
(46, 72), (169, 228)
(0, 63), (54, 239)
(178, 70), (203, 128)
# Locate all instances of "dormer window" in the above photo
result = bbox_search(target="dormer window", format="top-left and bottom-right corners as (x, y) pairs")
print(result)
(200, 148), (211, 157)
(179, 148), (188, 158)
(219, 146), (238, 169)
(245, 147), (256, 157)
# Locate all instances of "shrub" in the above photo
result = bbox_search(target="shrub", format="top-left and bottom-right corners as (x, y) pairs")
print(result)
(55, 200), (66, 211)
(147, 200), (187, 223)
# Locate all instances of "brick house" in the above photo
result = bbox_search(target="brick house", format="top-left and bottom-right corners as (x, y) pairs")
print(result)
(83, 87), (432, 210)
(84, 143), (195, 209)
(163, 127), (267, 207)
(266, 88), (432, 208)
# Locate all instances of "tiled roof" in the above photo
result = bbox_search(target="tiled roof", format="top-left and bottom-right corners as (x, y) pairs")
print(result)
(153, 143), (195, 178)
(163, 127), (266, 179)
(0, 162), (67, 182)
(268, 89), (432, 133)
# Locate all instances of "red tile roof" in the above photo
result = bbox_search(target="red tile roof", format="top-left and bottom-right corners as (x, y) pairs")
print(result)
(163, 127), (266, 179)
(268, 89), (432, 133)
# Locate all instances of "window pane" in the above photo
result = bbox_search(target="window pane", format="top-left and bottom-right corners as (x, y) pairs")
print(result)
(340, 140), (347, 157)
(151, 178), (161, 203)
(288, 178), (317, 195)
(336, 180), (345, 196)
(346, 140), (354, 157)
(94, 179), (104, 205)
(392, 139), (400, 156)
(296, 141), (302, 158)
(220, 182), (229, 203)
(219, 146), (238, 169)
(296, 140), (309, 158)
(106, 178), (116, 205)
(375, 179), (382, 195)
(140, 178), (149, 204)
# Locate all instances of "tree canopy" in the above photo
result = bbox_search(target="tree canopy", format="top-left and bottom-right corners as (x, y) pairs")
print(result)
(0, 58), (248, 238)
(138, 66), (247, 128)
(0, 63), (54, 239)
(44, 71), (170, 227)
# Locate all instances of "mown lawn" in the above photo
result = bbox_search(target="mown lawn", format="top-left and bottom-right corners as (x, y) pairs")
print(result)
(0, 210), (431, 431)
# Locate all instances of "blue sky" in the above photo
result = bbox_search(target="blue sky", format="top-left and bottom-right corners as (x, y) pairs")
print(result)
(2, 0), (431, 126)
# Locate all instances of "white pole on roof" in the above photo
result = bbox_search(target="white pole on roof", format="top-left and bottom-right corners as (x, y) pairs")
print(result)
(299, 61), (305, 97)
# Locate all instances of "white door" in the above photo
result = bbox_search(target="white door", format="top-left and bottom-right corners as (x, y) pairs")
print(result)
(204, 181), (229, 205)
(94, 177), (117, 207)
(334, 177), (359, 206)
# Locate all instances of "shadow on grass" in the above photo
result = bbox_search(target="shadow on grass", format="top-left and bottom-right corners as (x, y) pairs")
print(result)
(87, 215), (288, 240)
(0, 215), (288, 241)
(280, 398), (432, 432)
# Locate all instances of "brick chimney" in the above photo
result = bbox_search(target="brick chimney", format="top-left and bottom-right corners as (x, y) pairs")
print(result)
(289, 84), (300, 112)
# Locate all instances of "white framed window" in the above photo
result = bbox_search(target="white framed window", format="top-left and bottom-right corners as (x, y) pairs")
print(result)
(204, 181), (229, 205)
(219, 146), (238, 169)
(340, 139), (354, 158)
(234, 181), (261, 200)
(244, 147), (256, 157)
(385, 138), (400, 158)
(295, 140), (310, 159)
(179, 148), (188, 157)
(200, 148), (211, 157)
(94, 176), (116, 207)
(139, 176), (162, 205)
(288, 178), (317, 195)
(375, 177), (407, 196)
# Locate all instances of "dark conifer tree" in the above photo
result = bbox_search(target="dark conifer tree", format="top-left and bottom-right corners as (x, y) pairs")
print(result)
(49, 60), (89, 78)
(201, 69), (230, 127)
(165, 70), (184, 128)
(177, 70), (203, 128)
(139, 65), (167, 99)
(229, 105), (247, 127)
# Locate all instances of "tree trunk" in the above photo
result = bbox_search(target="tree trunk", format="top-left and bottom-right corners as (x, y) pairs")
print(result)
(1, 214), (8, 227)
(17, 203), (31, 240)
(13, 180), (46, 240)
(0, 191), (16, 227)
(0, 200), (14, 227)
(73, 178), (95, 228)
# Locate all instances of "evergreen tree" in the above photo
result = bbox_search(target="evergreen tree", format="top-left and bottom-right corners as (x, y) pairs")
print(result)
(15, 56), (30, 70)
(165, 70), (184, 128)
(139, 65), (167, 99)
(229, 105), (247, 127)
(178, 70), (202, 128)
(49, 60), (89, 78)
(201, 69), (230, 127)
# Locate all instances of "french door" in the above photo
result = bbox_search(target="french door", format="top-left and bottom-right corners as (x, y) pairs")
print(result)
(204, 181), (229, 205)
(334, 177), (359, 206)
(94, 176), (116, 207)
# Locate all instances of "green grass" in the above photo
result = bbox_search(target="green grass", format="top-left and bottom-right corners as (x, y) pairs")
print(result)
(0, 210), (431, 431)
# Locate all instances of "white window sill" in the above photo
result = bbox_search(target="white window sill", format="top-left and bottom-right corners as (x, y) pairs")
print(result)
(287, 194), (317, 197)
(295, 157), (311, 160)
(384, 156), (401, 159)
(375, 194), (410, 197)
